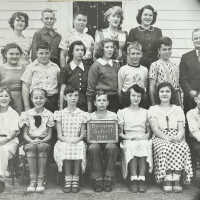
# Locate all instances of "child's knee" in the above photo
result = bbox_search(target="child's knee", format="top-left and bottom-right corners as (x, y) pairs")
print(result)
(24, 143), (37, 157)
(37, 143), (50, 154)
(105, 143), (118, 151)
(88, 143), (101, 153)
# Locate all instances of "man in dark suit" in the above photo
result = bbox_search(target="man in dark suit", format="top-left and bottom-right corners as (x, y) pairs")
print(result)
(180, 28), (200, 112)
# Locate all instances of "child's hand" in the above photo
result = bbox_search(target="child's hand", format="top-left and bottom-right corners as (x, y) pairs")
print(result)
(70, 137), (80, 144)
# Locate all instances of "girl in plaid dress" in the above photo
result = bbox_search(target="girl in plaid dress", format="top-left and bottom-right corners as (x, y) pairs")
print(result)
(54, 86), (88, 193)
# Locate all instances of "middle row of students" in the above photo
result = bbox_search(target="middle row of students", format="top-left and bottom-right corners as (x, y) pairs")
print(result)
(0, 35), (179, 115)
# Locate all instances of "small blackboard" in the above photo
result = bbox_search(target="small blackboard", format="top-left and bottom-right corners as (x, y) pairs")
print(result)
(87, 120), (118, 143)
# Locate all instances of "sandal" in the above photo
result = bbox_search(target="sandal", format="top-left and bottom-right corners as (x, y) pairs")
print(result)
(35, 178), (45, 193)
(27, 181), (36, 193)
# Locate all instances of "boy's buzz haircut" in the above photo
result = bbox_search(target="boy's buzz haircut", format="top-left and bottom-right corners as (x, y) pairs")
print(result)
(41, 8), (55, 17)
(73, 10), (88, 19)
(127, 41), (142, 54)
(95, 89), (108, 100)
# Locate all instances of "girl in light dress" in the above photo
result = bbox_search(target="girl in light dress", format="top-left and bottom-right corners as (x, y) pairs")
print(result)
(0, 87), (20, 193)
(117, 84), (152, 193)
(54, 86), (88, 193)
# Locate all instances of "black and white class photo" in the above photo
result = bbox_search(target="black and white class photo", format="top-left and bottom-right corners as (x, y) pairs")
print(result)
(0, 0), (200, 199)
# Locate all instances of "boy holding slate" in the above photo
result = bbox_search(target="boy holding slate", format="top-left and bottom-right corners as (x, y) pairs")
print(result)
(88, 90), (119, 192)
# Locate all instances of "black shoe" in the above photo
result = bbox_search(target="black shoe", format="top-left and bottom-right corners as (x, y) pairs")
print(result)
(0, 180), (5, 193)
(129, 180), (138, 193)
(138, 180), (147, 193)
(103, 180), (112, 192)
(93, 180), (103, 192)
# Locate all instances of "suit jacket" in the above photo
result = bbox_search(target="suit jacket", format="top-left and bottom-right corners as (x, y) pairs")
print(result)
(180, 50), (200, 111)
(180, 50), (200, 95)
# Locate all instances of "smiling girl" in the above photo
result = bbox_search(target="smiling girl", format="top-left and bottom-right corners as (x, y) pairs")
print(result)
(95, 6), (127, 64)
(19, 88), (54, 193)
(0, 87), (20, 192)
(87, 39), (120, 112)
(0, 43), (25, 114)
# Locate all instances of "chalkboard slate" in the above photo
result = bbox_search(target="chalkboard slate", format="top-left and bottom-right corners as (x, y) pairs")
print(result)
(87, 120), (118, 143)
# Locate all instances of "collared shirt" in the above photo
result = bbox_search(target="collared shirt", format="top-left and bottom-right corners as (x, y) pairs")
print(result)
(21, 60), (60, 96)
(118, 64), (148, 94)
(31, 27), (61, 65)
(97, 58), (113, 67)
(70, 61), (84, 71)
(187, 107), (200, 135)
(19, 108), (54, 138)
(59, 29), (94, 59)
(87, 59), (120, 98)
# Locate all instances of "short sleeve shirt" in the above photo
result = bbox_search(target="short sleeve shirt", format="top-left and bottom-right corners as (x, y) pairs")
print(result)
(19, 108), (54, 138)
(21, 60), (60, 95)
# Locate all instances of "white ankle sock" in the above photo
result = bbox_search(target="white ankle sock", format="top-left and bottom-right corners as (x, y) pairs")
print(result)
(130, 176), (138, 181)
(138, 176), (145, 181)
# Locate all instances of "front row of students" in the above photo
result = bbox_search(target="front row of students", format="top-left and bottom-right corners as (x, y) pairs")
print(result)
(0, 81), (195, 194)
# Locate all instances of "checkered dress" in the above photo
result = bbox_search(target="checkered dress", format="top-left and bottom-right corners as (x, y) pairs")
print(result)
(54, 108), (88, 172)
(152, 129), (193, 184)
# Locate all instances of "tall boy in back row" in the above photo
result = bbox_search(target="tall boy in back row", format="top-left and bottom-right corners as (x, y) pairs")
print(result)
(31, 8), (61, 66)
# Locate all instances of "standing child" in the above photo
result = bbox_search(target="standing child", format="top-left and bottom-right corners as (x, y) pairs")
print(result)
(31, 8), (61, 66)
(117, 84), (152, 193)
(87, 39), (120, 113)
(118, 41), (148, 108)
(59, 41), (89, 111)
(21, 41), (60, 112)
(59, 10), (94, 68)
(0, 43), (25, 114)
(88, 90), (119, 192)
(0, 87), (20, 192)
(54, 86), (88, 193)
(19, 88), (54, 193)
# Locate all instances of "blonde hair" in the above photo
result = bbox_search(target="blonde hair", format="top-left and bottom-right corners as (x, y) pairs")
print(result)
(127, 41), (142, 54)
(104, 6), (123, 28)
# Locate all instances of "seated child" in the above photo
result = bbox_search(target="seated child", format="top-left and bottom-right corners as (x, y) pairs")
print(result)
(88, 90), (119, 192)
(19, 88), (54, 193)
(187, 91), (200, 160)
(54, 86), (88, 193)
(0, 87), (20, 193)
(117, 84), (152, 193)
(21, 41), (60, 112)
(118, 41), (148, 108)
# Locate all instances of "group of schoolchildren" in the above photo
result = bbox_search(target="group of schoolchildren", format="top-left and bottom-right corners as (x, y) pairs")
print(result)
(0, 6), (198, 196)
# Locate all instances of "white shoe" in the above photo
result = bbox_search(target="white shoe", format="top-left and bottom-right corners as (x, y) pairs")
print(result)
(27, 182), (36, 192)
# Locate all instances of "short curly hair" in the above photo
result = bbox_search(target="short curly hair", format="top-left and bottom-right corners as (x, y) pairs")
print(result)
(8, 12), (29, 30)
(136, 5), (157, 25)
(95, 39), (118, 59)
(67, 40), (86, 64)
(1, 43), (22, 62)
(104, 6), (124, 28)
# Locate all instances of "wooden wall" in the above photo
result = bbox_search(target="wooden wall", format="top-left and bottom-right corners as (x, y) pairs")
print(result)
(1, 0), (200, 64)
